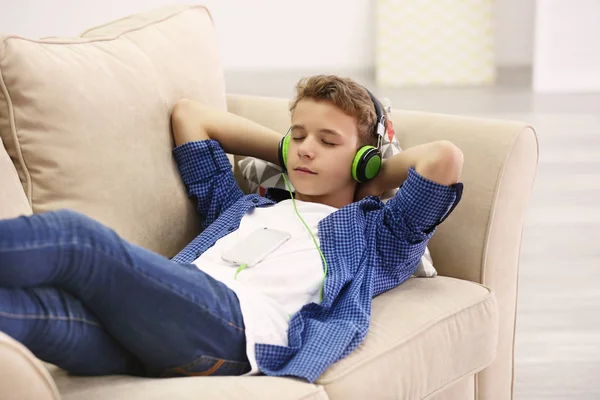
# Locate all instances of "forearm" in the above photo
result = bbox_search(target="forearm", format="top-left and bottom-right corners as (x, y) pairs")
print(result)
(372, 143), (433, 193)
(371, 141), (463, 193)
(171, 99), (281, 165)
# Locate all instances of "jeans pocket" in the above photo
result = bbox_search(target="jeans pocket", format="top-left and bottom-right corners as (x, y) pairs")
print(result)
(160, 355), (251, 378)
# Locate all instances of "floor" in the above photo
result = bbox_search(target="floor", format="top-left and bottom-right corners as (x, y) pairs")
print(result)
(225, 68), (600, 399)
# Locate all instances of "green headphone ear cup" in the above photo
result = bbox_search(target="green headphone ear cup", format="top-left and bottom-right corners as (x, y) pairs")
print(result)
(364, 153), (382, 180)
(278, 135), (291, 172)
(351, 147), (369, 182)
(283, 135), (290, 168)
(352, 146), (382, 183)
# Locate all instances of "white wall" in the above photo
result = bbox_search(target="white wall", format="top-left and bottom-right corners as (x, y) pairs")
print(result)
(493, 0), (535, 67)
(2, 0), (534, 70)
(533, 0), (600, 92)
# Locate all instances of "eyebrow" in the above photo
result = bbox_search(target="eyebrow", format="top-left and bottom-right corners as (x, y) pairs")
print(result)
(290, 124), (342, 137)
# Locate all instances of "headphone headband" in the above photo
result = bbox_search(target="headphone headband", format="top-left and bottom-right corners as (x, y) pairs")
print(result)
(363, 88), (386, 151)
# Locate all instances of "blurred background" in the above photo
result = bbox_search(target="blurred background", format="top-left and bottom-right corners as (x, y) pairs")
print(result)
(3, 1), (599, 398)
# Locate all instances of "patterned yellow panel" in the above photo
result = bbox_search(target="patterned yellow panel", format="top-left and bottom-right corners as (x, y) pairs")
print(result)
(376, 0), (496, 86)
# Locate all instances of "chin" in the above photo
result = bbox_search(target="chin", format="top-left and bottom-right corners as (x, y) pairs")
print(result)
(295, 182), (346, 198)
(286, 178), (319, 195)
(290, 174), (348, 195)
(290, 183), (322, 196)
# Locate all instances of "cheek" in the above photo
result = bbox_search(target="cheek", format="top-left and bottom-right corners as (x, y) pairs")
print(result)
(323, 150), (355, 179)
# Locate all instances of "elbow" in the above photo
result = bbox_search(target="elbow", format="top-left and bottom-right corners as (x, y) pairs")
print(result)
(418, 141), (464, 186)
(436, 140), (464, 180)
(171, 99), (209, 145)
(171, 98), (195, 128)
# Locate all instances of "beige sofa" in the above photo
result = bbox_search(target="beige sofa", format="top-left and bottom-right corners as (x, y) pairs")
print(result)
(0, 5), (538, 400)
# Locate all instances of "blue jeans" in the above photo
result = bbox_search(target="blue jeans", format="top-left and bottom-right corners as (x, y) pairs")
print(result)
(0, 209), (250, 378)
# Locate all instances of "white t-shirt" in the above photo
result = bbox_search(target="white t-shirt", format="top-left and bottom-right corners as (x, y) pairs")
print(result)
(192, 199), (338, 375)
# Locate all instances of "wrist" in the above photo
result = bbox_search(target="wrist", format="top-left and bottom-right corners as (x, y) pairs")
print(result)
(376, 156), (411, 192)
(372, 160), (393, 193)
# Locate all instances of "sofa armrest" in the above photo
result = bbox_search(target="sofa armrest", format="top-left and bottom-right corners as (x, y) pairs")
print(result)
(1, 141), (58, 400)
(227, 93), (539, 400)
(395, 110), (538, 400)
(0, 331), (60, 400)
(0, 138), (32, 219)
(393, 111), (538, 283)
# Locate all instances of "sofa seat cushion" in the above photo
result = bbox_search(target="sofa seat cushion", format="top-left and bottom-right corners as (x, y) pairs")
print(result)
(0, 5), (226, 257)
(318, 277), (498, 399)
(47, 365), (327, 400)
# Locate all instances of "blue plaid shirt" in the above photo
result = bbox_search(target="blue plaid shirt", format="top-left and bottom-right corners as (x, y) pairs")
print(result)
(171, 140), (462, 383)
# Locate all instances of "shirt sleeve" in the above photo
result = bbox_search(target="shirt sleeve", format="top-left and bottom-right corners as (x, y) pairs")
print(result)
(383, 166), (462, 242)
(173, 139), (244, 228)
(373, 167), (463, 295)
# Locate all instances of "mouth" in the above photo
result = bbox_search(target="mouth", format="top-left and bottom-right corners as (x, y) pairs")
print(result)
(294, 167), (317, 175)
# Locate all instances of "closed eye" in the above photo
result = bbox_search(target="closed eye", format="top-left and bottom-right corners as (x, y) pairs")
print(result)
(291, 137), (336, 147)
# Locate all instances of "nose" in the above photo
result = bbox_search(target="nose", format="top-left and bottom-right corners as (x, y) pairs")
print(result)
(297, 136), (317, 159)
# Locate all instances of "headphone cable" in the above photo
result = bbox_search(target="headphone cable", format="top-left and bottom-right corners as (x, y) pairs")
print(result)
(282, 173), (327, 303)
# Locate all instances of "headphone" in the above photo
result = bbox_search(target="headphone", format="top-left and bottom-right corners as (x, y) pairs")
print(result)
(277, 88), (386, 183)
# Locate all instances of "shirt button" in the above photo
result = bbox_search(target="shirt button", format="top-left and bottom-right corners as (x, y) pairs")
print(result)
(228, 226), (235, 232)
(252, 198), (259, 204)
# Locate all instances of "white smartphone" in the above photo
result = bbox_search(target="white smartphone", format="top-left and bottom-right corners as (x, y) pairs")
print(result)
(221, 227), (291, 267)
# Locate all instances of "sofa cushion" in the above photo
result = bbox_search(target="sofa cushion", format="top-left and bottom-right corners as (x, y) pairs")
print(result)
(317, 277), (498, 399)
(0, 138), (32, 219)
(48, 366), (328, 400)
(0, 5), (225, 257)
(0, 332), (60, 400)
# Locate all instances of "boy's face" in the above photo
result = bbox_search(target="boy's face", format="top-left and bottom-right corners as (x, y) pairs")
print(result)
(287, 99), (360, 205)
